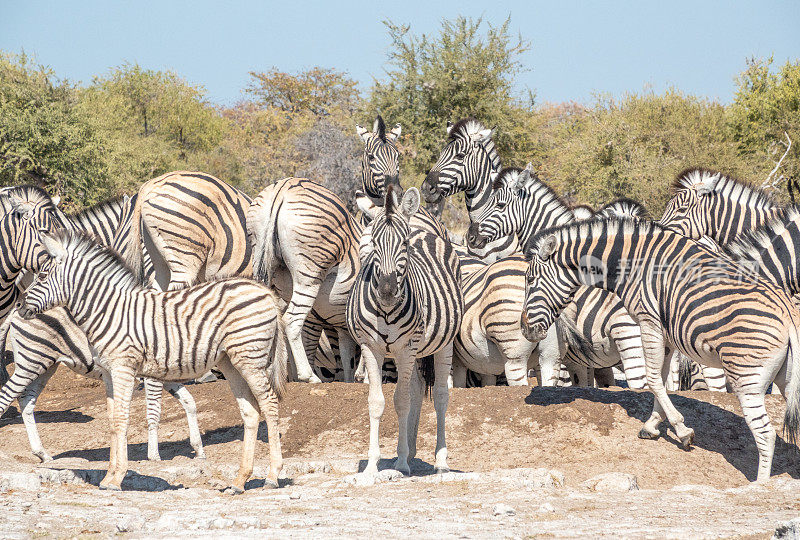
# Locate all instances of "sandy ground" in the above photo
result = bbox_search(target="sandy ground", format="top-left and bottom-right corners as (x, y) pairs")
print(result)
(1, 367), (799, 538)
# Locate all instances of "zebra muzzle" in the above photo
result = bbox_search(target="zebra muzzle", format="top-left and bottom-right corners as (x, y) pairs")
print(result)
(466, 222), (487, 250)
(17, 303), (37, 320)
(421, 173), (443, 204)
(377, 271), (399, 303)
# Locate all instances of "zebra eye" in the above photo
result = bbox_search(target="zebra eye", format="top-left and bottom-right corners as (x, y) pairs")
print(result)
(367, 153), (375, 160)
(455, 151), (466, 160)
(526, 273), (535, 284)
(496, 201), (507, 210)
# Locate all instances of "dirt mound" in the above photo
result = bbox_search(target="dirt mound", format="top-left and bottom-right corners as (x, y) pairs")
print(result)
(1, 367), (797, 489)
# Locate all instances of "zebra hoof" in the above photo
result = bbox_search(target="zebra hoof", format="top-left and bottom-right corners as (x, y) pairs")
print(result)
(263, 479), (279, 490)
(680, 430), (695, 450)
(193, 453), (207, 460)
(638, 427), (659, 440)
(34, 451), (53, 463)
(147, 454), (162, 462)
(225, 485), (245, 495)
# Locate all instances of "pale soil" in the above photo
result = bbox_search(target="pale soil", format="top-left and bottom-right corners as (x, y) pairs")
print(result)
(1, 367), (799, 538)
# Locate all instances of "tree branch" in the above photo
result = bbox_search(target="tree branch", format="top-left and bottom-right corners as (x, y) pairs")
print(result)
(761, 131), (792, 190)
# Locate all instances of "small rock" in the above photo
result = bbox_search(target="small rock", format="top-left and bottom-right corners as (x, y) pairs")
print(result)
(0, 472), (41, 492)
(581, 472), (639, 492)
(289, 493), (301, 500)
(500, 468), (565, 489)
(116, 515), (145, 533)
(470, 508), (480, 514)
(774, 517), (800, 539)
(212, 517), (235, 529)
(538, 502), (555, 513)
(492, 503), (516, 516)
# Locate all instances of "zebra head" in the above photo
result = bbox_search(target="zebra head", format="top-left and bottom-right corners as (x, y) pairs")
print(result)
(422, 118), (497, 205)
(368, 185), (420, 310)
(0, 186), (60, 274)
(356, 115), (402, 204)
(521, 233), (578, 343)
(19, 233), (70, 319)
(467, 166), (532, 251)
(658, 168), (722, 240)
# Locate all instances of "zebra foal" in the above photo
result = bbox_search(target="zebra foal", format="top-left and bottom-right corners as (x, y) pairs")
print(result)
(20, 231), (288, 492)
(347, 186), (463, 476)
(521, 217), (800, 481)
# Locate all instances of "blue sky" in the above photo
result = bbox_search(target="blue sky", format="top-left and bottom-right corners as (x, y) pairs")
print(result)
(2, 1), (798, 106)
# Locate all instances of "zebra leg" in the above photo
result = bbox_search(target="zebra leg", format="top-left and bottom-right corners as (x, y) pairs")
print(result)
(392, 350), (415, 476)
(337, 330), (357, 383)
(18, 365), (58, 463)
(101, 365), (137, 491)
(609, 327), (647, 390)
(638, 326), (695, 448)
(433, 344), (453, 474)
(701, 366), (727, 392)
(215, 356), (261, 493)
(165, 383), (205, 459)
(451, 356), (467, 388)
(361, 346), (385, 475)
(639, 348), (674, 439)
(407, 364), (424, 461)
(143, 378), (163, 461)
(736, 388), (775, 482)
(481, 373), (497, 386)
(284, 295), (323, 383)
(234, 363), (283, 489)
(101, 372), (117, 483)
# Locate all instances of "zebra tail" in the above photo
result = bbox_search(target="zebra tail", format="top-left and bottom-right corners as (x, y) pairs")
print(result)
(783, 323), (800, 445)
(124, 196), (146, 284)
(420, 355), (435, 398)
(250, 196), (279, 287)
(678, 354), (693, 391)
(269, 302), (289, 401)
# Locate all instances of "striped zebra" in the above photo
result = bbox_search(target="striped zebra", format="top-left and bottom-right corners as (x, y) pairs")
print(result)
(0, 196), (204, 462)
(0, 185), (59, 321)
(249, 177), (362, 384)
(20, 231), (288, 492)
(422, 118), (519, 261)
(453, 255), (562, 387)
(469, 168), (647, 389)
(125, 171), (252, 290)
(659, 168), (781, 246)
(355, 115), (402, 206)
(522, 217), (800, 481)
(347, 186), (463, 476)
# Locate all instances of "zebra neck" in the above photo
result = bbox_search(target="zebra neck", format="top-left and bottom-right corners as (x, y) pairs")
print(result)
(518, 211), (574, 252)
(463, 157), (502, 221)
(709, 199), (780, 247)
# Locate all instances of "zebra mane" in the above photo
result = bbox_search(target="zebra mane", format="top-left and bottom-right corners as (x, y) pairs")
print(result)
(725, 206), (800, 262)
(525, 216), (653, 259)
(0, 185), (57, 214)
(598, 197), (650, 219)
(447, 117), (502, 170)
(509, 167), (572, 215)
(570, 204), (595, 220)
(48, 229), (145, 288)
(374, 115), (387, 141)
(672, 168), (775, 209)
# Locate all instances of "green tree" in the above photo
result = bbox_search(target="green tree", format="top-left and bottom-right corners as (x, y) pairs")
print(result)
(368, 16), (535, 183)
(728, 57), (800, 187)
(0, 52), (113, 209)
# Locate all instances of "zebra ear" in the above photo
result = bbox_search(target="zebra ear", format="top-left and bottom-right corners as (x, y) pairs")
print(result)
(514, 168), (533, 192)
(388, 123), (402, 142)
(11, 197), (34, 219)
(373, 115), (386, 140)
(355, 124), (370, 142)
(400, 187), (421, 220)
(696, 172), (720, 196)
(446, 121), (454, 135)
(41, 233), (67, 261)
(51, 195), (60, 207)
(538, 235), (557, 260)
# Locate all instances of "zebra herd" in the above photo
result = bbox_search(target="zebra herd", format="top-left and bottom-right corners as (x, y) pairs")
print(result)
(0, 115), (798, 490)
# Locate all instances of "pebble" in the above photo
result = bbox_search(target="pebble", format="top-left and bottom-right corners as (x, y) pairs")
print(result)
(492, 503), (516, 517)
(581, 472), (639, 493)
(538, 502), (555, 513)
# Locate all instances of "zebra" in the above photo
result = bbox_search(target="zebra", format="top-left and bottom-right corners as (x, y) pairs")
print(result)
(124, 171), (253, 290)
(0, 185), (59, 321)
(249, 177), (362, 384)
(347, 186), (463, 476)
(522, 216), (800, 481)
(0, 196), (205, 462)
(422, 118), (519, 261)
(468, 167), (647, 389)
(355, 115), (402, 206)
(20, 230), (288, 492)
(659, 168), (781, 246)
